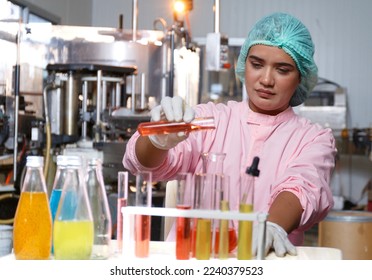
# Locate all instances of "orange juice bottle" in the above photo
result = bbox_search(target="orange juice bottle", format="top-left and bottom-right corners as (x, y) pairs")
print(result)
(13, 156), (52, 260)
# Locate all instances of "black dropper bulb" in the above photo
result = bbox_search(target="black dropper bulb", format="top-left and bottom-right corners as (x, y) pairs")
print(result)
(246, 156), (260, 177)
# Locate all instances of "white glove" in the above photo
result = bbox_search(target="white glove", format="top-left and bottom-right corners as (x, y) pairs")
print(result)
(148, 96), (195, 150)
(252, 221), (297, 257)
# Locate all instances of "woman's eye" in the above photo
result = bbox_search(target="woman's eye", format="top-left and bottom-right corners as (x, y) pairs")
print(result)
(251, 61), (262, 68)
(277, 67), (290, 74)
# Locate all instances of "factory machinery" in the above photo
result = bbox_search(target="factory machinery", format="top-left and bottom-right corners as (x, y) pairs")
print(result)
(0, 1), (207, 238)
(0, 0), (242, 241)
(0, 1), (370, 244)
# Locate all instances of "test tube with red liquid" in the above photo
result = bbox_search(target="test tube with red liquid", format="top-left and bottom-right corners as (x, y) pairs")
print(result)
(175, 173), (193, 260)
(137, 117), (215, 136)
(134, 171), (152, 258)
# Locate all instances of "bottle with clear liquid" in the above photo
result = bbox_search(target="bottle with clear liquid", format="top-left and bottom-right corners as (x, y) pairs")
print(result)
(53, 156), (94, 260)
(86, 158), (112, 259)
(13, 155), (52, 260)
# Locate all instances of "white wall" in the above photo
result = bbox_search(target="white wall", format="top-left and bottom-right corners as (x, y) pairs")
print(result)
(24, 0), (93, 25)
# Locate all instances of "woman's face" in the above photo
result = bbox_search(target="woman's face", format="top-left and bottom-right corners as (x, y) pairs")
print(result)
(244, 44), (301, 115)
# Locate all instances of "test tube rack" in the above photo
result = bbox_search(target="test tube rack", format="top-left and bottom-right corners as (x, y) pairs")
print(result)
(121, 206), (268, 260)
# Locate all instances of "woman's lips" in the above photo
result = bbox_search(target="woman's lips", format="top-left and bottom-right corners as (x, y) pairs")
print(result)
(256, 89), (275, 98)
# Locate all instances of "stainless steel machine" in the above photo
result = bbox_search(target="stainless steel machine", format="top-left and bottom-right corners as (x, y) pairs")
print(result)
(0, 1), (206, 240)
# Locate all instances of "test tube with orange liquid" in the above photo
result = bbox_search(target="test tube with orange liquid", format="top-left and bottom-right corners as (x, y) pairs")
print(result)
(137, 117), (215, 136)
(134, 171), (152, 258)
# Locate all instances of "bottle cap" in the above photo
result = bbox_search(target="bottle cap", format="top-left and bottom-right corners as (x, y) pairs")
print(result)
(26, 156), (44, 167)
(246, 156), (260, 177)
(64, 155), (82, 166)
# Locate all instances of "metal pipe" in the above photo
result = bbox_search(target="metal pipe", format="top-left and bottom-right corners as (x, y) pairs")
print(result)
(82, 80), (88, 139)
(214, 0), (220, 33)
(65, 72), (78, 136)
(102, 80), (107, 111)
(140, 73), (146, 109)
(95, 70), (102, 142)
(115, 81), (121, 107)
(168, 28), (175, 97)
(131, 75), (136, 112)
(42, 83), (55, 179)
(12, 20), (21, 182)
(132, 0), (138, 42)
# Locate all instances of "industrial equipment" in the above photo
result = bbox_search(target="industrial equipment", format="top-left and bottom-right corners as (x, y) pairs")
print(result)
(0, 1), (203, 241)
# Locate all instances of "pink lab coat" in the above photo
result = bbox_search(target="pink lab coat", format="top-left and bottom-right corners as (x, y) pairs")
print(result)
(123, 100), (337, 245)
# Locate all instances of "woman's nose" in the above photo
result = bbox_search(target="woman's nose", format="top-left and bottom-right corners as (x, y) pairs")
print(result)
(260, 68), (274, 86)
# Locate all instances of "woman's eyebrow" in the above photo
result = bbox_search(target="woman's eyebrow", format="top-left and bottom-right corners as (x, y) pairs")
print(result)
(247, 54), (264, 62)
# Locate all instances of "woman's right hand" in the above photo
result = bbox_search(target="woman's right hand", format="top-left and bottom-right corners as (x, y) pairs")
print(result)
(148, 96), (195, 150)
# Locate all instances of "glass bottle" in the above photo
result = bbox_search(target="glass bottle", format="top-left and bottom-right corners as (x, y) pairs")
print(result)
(49, 155), (72, 254)
(13, 155), (52, 260)
(53, 156), (94, 260)
(86, 158), (112, 259)
(201, 152), (226, 175)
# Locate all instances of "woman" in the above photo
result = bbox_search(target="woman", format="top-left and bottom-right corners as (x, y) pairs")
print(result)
(123, 12), (337, 257)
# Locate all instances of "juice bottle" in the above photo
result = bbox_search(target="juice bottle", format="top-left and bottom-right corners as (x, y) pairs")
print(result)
(13, 156), (52, 260)
(53, 156), (94, 260)
(49, 155), (77, 254)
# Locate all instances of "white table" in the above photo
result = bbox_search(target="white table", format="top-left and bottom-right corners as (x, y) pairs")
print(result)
(0, 241), (342, 260)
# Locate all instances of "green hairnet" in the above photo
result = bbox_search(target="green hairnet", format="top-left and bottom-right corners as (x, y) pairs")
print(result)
(235, 12), (318, 106)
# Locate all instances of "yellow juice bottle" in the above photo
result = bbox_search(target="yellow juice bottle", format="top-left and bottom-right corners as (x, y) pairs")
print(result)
(53, 156), (94, 260)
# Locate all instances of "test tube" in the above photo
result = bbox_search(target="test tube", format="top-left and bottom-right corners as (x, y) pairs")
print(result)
(194, 173), (214, 260)
(137, 117), (215, 136)
(237, 157), (260, 260)
(175, 173), (193, 260)
(134, 171), (152, 258)
(116, 171), (128, 254)
(214, 174), (231, 259)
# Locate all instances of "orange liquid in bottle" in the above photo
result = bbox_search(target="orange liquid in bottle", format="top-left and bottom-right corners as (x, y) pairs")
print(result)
(13, 192), (52, 260)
